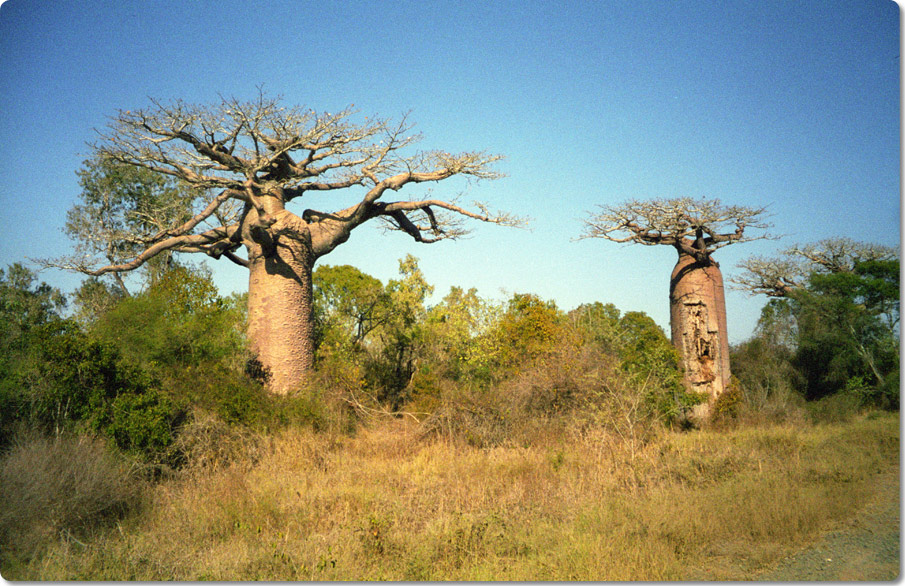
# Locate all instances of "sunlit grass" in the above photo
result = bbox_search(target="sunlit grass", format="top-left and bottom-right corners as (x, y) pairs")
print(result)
(2, 412), (898, 581)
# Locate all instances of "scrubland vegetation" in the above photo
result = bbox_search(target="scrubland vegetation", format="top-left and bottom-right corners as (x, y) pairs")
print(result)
(0, 253), (899, 580)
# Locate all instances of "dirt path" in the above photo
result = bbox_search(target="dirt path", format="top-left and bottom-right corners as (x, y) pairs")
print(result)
(758, 468), (900, 581)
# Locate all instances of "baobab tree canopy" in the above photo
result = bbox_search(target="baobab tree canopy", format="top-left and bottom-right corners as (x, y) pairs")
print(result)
(734, 237), (899, 298)
(52, 94), (521, 393)
(581, 197), (772, 422)
(581, 197), (771, 262)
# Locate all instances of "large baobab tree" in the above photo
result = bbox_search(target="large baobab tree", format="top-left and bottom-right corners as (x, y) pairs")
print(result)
(51, 94), (520, 393)
(581, 197), (770, 421)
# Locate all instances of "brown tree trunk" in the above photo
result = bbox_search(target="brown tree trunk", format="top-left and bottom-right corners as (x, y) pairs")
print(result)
(245, 209), (316, 394)
(669, 252), (731, 421)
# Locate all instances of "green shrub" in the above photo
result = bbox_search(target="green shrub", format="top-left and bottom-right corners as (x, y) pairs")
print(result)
(90, 266), (245, 376)
(24, 321), (181, 461)
(106, 391), (182, 458)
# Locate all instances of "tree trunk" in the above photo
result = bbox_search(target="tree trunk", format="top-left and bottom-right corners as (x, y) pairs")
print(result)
(245, 209), (317, 394)
(669, 252), (731, 421)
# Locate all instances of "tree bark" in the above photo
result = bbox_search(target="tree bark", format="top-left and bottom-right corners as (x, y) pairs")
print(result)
(245, 208), (316, 394)
(669, 252), (731, 421)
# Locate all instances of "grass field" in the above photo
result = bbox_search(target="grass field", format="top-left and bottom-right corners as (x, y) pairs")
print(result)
(1, 411), (898, 581)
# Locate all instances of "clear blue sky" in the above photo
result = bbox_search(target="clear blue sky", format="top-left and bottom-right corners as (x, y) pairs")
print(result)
(0, 0), (899, 343)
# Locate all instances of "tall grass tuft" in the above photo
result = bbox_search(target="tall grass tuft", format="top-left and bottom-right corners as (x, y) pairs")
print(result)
(0, 432), (141, 566)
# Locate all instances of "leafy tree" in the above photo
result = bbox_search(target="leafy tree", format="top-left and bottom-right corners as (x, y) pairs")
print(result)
(89, 265), (246, 383)
(569, 303), (693, 422)
(0, 263), (66, 350)
(18, 320), (180, 459)
(368, 255), (434, 409)
(736, 240), (899, 407)
(568, 301), (623, 352)
(735, 237), (897, 298)
(71, 276), (126, 325)
(792, 259), (899, 403)
(49, 94), (521, 393)
(466, 293), (568, 381)
(62, 154), (199, 294)
(422, 286), (496, 379)
(313, 264), (391, 349)
(0, 264), (67, 444)
(580, 198), (771, 421)
(729, 302), (803, 420)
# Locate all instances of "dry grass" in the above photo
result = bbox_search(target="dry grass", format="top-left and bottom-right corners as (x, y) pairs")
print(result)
(1, 412), (898, 581)
(0, 433), (141, 570)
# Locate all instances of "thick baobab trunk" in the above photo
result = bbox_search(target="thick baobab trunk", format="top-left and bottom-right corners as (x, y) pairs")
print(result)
(669, 253), (731, 421)
(245, 209), (317, 394)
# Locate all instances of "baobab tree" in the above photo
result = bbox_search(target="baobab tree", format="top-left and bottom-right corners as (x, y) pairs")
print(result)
(581, 197), (771, 421)
(734, 238), (899, 396)
(734, 237), (898, 297)
(50, 94), (520, 393)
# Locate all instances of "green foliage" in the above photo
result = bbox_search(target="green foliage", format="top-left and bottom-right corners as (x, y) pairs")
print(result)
(14, 320), (181, 460)
(0, 263), (66, 346)
(365, 255), (434, 409)
(107, 391), (180, 456)
(569, 303), (695, 423)
(90, 265), (245, 375)
(498, 293), (563, 358)
(452, 292), (567, 385)
(72, 277), (126, 325)
(313, 264), (391, 348)
(730, 335), (804, 423)
(410, 286), (497, 407)
(791, 259), (899, 404)
(66, 155), (198, 286)
(0, 264), (68, 444)
(752, 298), (797, 349)
(736, 254), (899, 413)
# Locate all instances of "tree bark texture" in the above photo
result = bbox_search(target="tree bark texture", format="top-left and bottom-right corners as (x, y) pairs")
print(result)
(245, 208), (316, 394)
(669, 253), (731, 420)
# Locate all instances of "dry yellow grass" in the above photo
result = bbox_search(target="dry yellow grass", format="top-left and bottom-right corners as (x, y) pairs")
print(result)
(2, 412), (898, 581)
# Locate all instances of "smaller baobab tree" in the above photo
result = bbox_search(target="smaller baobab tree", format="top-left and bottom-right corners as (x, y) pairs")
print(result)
(734, 238), (899, 400)
(734, 237), (898, 298)
(581, 197), (771, 421)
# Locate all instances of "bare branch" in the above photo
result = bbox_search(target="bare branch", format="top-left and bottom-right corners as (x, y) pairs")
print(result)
(731, 255), (806, 297)
(733, 237), (899, 297)
(61, 94), (514, 279)
(580, 197), (772, 261)
(48, 224), (240, 276)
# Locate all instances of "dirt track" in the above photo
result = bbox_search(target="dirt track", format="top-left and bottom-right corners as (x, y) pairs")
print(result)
(758, 469), (900, 581)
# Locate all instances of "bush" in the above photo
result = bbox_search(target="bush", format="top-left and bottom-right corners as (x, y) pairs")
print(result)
(23, 320), (182, 462)
(420, 344), (678, 449)
(90, 265), (246, 377)
(106, 391), (182, 458)
(570, 303), (698, 425)
(169, 409), (264, 473)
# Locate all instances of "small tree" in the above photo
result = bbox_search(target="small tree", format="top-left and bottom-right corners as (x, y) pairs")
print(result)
(312, 263), (391, 349)
(48, 94), (521, 393)
(64, 155), (198, 295)
(581, 197), (771, 421)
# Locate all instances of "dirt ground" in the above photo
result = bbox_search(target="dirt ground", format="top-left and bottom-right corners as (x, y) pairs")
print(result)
(757, 468), (900, 581)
